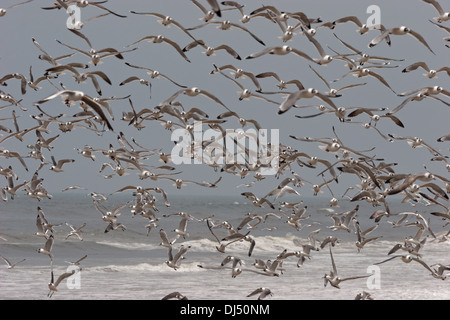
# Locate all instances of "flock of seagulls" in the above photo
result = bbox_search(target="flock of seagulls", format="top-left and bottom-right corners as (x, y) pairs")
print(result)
(1, 0), (449, 300)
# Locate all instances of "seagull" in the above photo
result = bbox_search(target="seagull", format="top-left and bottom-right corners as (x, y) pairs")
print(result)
(47, 269), (76, 298)
(183, 39), (242, 60)
(161, 292), (188, 300)
(129, 11), (200, 42)
(248, 5), (301, 31)
(402, 62), (450, 78)
(344, 120), (395, 142)
(387, 135), (443, 156)
(221, 232), (256, 257)
(278, 88), (338, 115)
(308, 65), (367, 97)
(354, 220), (382, 252)
(346, 107), (404, 128)
(212, 65), (279, 104)
(386, 91), (450, 116)
(119, 76), (151, 98)
(0, 0), (33, 17)
(75, 145), (98, 161)
(236, 213), (263, 230)
(247, 287), (273, 300)
(327, 205), (359, 233)
(37, 206), (62, 233)
(205, 0), (222, 17)
(206, 219), (246, 253)
(421, 0), (450, 22)
(324, 246), (370, 288)
(369, 26), (435, 54)
(320, 235), (340, 249)
(256, 71), (304, 90)
(1, 256), (26, 269)
(331, 34), (404, 69)
(302, 27), (343, 65)
(65, 222), (86, 240)
(48, 156), (75, 173)
(428, 19), (450, 41)
(190, 0), (217, 21)
(0, 73), (28, 95)
(35, 90), (114, 131)
(52, 0), (127, 18)
(55, 36), (136, 66)
(173, 217), (190, 238)
(165, 245), (191, 270)
(124, 62), (187, 88)
(31, 37), (77, 67)
(245, 45), (314, 63)
(37, 234), (54, 261)
(186, 20), (265, 46)
(66, 11), (111, 30)
(159, 229), (180, 248)
(65, 254), (87, 266)
(35, 212), (51, 239)
(210, 64), (262, 91)
(44, 64), (112, 96)
(104, 220), (126, 233)
(397, 85), (449, 97)
(126, 35), (191, 63)
(241, 192), (275, 209)
(429, 264), (450, 279)
(217, 111), (262, 131)
(160, 87), (230, 111)
(355, 291), (375, 300)
(333, 66), (397, 94)
(374, 254), (445, 279)
(328, 15), (375, 34)
(262, 258), (283, 276)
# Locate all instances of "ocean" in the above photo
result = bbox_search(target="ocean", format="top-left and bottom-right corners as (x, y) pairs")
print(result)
(1, 192), (449, 300)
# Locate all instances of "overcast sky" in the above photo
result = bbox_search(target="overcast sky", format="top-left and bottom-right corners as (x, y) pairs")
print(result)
(0, 0), (448, 199)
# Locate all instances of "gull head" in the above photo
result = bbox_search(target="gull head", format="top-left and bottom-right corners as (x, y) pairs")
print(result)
(358, 24), (369, 34)
(400, 26), (411, 33)
(241, 15), (250, 23)
(78, 0), (89, 8)
(282, 45), (292, 53)
(432, 86), (443, 93)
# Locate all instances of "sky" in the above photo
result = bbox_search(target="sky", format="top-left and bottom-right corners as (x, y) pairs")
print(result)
(0, 0), (449, 200)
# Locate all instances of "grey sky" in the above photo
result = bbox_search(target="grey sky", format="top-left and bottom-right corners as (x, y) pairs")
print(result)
(0, 0), (448, 200)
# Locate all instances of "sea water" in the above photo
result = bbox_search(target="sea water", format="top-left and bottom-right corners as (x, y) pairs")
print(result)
(1, 193), (449, 300)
